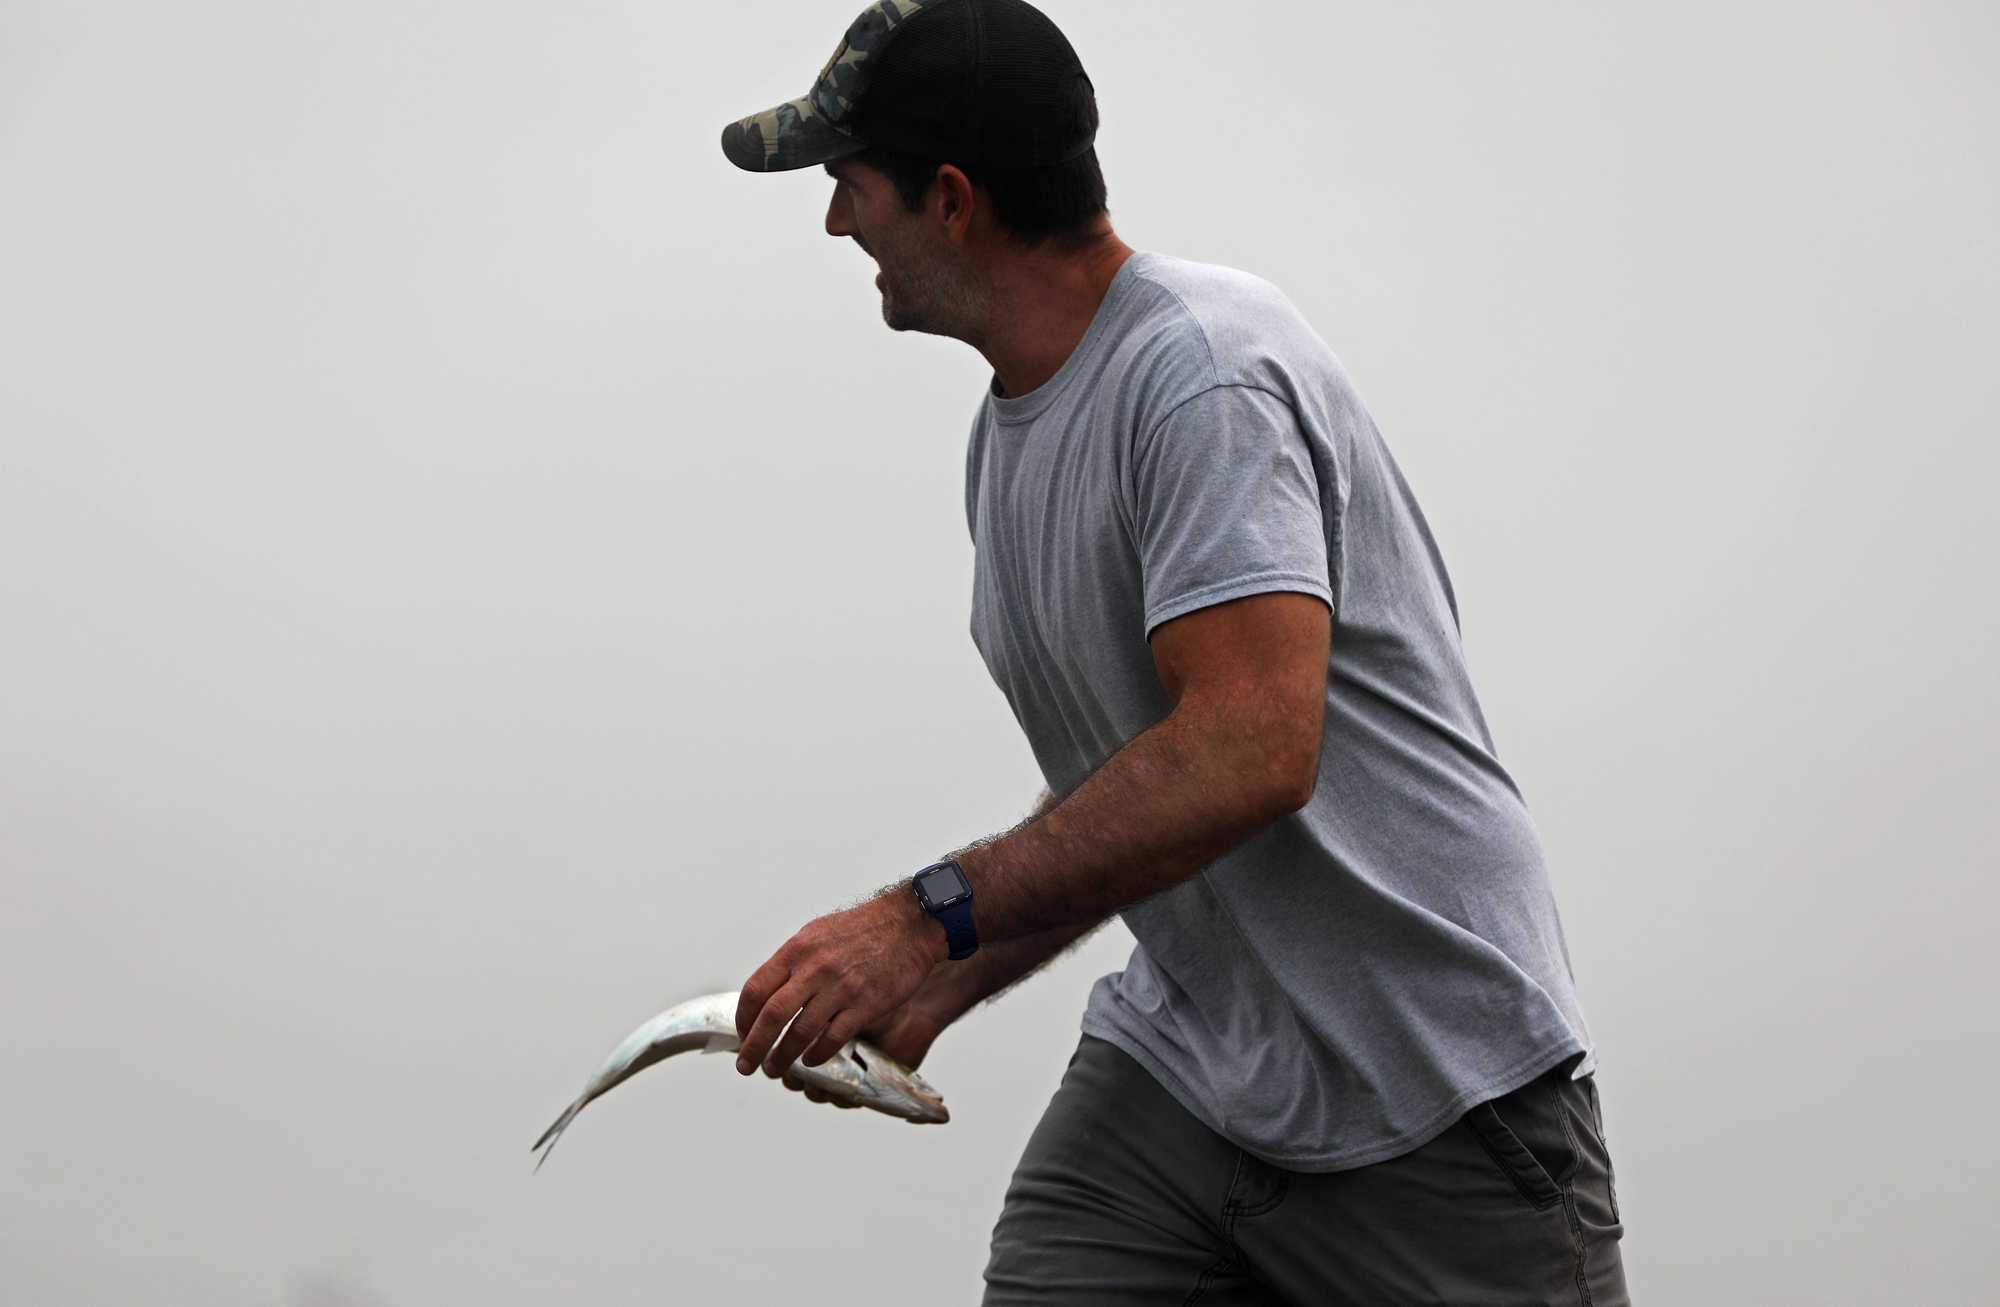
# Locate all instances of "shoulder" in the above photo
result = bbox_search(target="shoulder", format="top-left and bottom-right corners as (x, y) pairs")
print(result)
(1118, 253), (1368, 449)
(1121, 253), (1332, 399)
(1133, 253), (1313, 357)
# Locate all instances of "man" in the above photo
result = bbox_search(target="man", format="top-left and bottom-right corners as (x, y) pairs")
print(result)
(719, 2), (1631, 1303)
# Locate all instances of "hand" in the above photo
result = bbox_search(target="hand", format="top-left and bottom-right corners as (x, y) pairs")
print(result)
(780, 999), (949, 1108)
(735, 892), (945, 1080)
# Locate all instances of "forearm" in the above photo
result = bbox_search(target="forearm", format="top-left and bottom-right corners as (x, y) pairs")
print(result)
(912, 917), (1105, 1023)
(951, 706), (1305, 943)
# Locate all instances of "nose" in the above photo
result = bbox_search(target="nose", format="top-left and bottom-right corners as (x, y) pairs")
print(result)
(825, 187), (853, 240)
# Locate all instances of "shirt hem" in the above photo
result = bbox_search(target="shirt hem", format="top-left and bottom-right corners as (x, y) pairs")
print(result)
(1144, 572), (1334, 640)
(1078, 1014), (1591, 1174)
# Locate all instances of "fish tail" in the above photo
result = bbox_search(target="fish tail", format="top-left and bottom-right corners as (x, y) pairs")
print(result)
(531, 1101), (582, 1172)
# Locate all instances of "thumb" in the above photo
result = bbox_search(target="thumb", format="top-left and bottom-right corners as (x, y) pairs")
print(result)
(867, 1003), (947, 1070)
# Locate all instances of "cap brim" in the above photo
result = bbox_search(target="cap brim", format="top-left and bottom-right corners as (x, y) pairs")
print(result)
(721, 92), (869, 173)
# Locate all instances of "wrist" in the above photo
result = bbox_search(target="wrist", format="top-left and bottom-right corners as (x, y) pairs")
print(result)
(890, 877), (953, 966)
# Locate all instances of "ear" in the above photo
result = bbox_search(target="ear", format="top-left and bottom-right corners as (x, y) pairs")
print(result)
(930, 164), (979, 240)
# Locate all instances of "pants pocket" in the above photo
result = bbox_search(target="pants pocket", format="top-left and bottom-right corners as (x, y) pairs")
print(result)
(1465, 1070), (1579, 1211)
(1584, 1075), (1620, 1224)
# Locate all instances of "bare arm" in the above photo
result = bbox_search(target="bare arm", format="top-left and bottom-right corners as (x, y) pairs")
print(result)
(744, 592), (1330, 1082)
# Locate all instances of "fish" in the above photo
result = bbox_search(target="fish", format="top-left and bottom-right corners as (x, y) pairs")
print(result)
(531, 989), (949, 1170)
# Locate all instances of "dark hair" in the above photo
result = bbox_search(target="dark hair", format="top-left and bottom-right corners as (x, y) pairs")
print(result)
(850, 108), (1109, 253)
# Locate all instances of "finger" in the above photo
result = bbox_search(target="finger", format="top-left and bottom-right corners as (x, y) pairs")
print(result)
(810, 1082), (859, 1109)
(780, 1070), (846, 1107)
(763, 992), (834, 1077)
(735, 955), (793, 1045)
(801, 1008), (865, 1068)
(737, 980), (807, 1077)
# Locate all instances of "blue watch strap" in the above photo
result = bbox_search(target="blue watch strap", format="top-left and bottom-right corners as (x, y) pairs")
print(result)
(934, 897), (978, 961)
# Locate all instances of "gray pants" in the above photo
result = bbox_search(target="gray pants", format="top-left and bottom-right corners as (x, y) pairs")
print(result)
(982, 1033), (1630, 1305)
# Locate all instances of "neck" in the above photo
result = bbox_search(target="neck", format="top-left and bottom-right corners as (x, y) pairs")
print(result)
(980, 228), (1137, 399)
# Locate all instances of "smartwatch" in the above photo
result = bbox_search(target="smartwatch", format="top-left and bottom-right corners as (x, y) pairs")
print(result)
(912, 859), (978, 961)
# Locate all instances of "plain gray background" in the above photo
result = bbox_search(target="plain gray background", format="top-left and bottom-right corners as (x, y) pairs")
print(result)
(4, 2), (1995, 1303)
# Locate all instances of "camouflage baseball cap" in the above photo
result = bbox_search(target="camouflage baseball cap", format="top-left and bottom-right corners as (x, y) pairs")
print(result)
(720, 0), (1096, 174)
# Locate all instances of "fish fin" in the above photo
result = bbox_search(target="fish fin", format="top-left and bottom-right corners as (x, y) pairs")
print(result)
(699, 1034), (739, 1055)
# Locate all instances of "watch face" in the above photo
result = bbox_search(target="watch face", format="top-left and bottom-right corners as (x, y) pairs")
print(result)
(920, 862), (970, 905)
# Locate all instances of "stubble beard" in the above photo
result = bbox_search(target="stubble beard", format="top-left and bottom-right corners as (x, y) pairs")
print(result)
(881, 245), (988, 347)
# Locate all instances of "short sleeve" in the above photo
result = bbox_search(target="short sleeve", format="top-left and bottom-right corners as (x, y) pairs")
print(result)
(1129, 384), (1334, 639)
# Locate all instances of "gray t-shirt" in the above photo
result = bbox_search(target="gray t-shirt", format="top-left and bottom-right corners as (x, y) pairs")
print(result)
(964, 249), (1594, 1173)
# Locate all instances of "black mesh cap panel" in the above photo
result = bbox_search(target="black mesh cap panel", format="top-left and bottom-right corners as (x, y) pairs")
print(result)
(852, 0), (1096, 169)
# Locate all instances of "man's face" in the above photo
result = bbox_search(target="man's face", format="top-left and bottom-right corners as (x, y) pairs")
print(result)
(822, 157), (981, 339)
